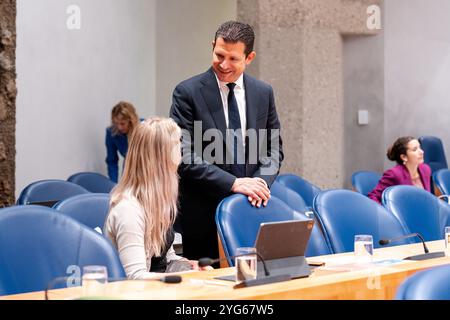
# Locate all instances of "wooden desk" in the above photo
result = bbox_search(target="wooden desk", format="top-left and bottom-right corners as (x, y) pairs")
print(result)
(2, 240), (450, 300)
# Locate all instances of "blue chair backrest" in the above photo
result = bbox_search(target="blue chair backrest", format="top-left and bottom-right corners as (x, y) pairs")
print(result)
(438, 199), (450, 231)
(313, 189), (413, 253)
(351, 170), (382, 196)
(0, 205), (125, 295)
(270, 181), (308, 212)
(433, 169), (450, 195)
(382, 185), (448, 241)
(68, 172), (116, 194)
(276, 174), (321, 208)
(17, 179), (90, 205)
(419, 136), (448, 173)
(270, 181), (331, 257)
(396, 264), (450, 300)
(53, 193), (110, 231)
(216, 195), (314, 266)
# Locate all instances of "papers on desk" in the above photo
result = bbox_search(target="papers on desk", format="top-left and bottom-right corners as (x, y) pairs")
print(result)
(372, 259), (405, 266)
(314, 256), (406, 274)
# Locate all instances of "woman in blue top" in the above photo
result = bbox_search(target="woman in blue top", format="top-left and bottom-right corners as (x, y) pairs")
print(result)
(105, 101), (139, 182)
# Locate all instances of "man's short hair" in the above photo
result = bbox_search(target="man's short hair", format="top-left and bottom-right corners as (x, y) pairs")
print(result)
(214, 21), (255, 56)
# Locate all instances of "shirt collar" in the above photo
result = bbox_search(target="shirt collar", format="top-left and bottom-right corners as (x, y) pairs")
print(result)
(213, 72), (244, 90)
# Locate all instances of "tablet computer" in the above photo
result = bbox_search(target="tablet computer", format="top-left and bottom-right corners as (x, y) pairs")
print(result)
(255, 219), (314, 260)
(254, 219), (315, 279)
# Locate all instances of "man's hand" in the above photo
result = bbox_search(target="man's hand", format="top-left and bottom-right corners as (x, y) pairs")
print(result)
(231, 177), (270, 207)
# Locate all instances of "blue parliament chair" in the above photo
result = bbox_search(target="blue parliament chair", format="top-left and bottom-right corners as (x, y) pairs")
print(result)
(270, 181), (332, 257)
(382, 185), (449, 241)
(216, 194), (319, 266)
(396, 264), (450, 300)
(67, 172), (116, 194)
(17, 179), (90, 206)
(53, 193), (110, 231)
(276, 174), (321, 208)
(351, 170), (381, 196)
(432, 168), (450, 195)
(0, 205), (125, 296)
(270, 180), (308, 213)
(419, 136), (448, 174)
(313, 189), (413, 253)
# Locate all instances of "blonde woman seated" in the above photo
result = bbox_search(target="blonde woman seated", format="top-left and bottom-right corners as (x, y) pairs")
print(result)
(105, 117), (206, 279)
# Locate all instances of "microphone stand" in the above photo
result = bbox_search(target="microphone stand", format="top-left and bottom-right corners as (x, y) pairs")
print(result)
(379, 233), (445, 261)
(199, 253), (293, 289)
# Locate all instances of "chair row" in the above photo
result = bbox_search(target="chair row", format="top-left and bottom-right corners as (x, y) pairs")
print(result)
(2, 200), (447, 298)
(0, 204), (125, 296)
(351, 135), (449, 196)
(217, 174), (450, 300)
(352, 167), (450, 197)
(217, 173), (450, 266)
(3, 173), (449, 297)
(16, 172), (116, 205)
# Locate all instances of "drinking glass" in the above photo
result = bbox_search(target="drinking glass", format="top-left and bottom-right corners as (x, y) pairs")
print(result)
(235, 247), (257, 283)
(82, 265), (108, 297)
(354, 235), (374, 263)
(445, 227), (450, 257)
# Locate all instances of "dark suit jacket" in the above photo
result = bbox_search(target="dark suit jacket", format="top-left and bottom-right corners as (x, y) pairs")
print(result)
(170, 68), (284, 237)
(368, 163), (432, 204)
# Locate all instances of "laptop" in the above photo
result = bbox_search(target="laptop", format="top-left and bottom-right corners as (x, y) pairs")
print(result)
(255, 219), (314, 279)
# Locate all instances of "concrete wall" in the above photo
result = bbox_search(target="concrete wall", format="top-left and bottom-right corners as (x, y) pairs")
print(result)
(239, 0), (381, 189)
(15, 0), (156, 196)
(154, 0), (236, 116)
(0, 0), (16, 207)
(14, 0), (236, 197)
(12, 0), (450, 200)
(384, 0), (450, 168)
(343, 33), (385, 188)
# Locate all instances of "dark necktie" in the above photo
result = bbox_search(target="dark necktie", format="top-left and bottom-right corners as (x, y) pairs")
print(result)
(227, 83), (245, 178)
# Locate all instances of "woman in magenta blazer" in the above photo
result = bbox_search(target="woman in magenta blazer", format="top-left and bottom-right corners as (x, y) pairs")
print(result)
(368, 136), (432, 204)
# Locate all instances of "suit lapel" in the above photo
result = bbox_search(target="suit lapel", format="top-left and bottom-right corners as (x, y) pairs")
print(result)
(244, 73), (257, 131)
(200, 68), (227, 140)
(243, 74), (258, 171)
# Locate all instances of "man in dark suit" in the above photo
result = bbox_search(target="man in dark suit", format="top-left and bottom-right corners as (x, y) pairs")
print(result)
(170, 21), (284, 261)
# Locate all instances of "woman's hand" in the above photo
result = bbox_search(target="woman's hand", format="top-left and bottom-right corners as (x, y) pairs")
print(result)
(188, 260), (214, 271)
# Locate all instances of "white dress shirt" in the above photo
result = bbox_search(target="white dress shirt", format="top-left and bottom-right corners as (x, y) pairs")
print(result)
(214, 72), (247, 145)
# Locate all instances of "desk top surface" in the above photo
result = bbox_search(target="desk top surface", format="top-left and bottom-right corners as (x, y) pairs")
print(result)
(2, 240), (450, 300)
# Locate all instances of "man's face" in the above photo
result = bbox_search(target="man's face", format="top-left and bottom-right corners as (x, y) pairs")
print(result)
(212, 37), (255, 83)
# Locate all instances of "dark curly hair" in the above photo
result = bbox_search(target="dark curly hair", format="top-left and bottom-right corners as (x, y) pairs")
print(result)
(386, 136), (416, 165)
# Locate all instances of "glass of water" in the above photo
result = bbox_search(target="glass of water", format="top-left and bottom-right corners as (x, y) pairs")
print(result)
(445, 227), (450, 257)
(235, 247), (257, 283)
(354, 235), (374, 263)
(82, 265), (108, 297)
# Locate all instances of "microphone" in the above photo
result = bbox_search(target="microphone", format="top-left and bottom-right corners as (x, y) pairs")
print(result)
(379, 233), (445, 261)
(379, 233), (429, 253)
(157, 275), (182, 283)
(198, 252), (292, 289)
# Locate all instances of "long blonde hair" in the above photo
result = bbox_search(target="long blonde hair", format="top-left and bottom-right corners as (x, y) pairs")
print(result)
(111, 101), (139, 136)
(109, 117), (181, 257)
